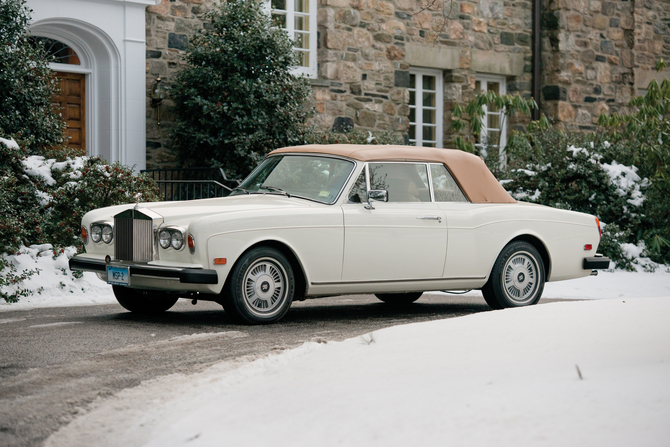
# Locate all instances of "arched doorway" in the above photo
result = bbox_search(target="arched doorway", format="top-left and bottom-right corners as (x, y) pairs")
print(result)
(29, 19), (120, 163)
(29, 37), (86, 154)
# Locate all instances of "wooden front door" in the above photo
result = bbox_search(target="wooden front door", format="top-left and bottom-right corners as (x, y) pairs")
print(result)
(53, 72), (86, 154)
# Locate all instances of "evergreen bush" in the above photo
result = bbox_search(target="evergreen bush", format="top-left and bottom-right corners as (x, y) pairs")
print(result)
(171, 0), (311, 178)
(596, 61), (670, 265)
(502, 125), (658, 269)
(0, 137), (160, 302)
(0, 0), (66, 153)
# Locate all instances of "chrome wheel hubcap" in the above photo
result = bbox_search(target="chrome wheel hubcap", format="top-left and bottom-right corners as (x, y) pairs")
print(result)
(503, 251), (538, 304)
(243, 258), (286, 315)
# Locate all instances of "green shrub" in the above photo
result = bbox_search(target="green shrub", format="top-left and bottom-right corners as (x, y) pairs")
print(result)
(45, 158), (161, 250)
(171, 0), (311, 178)
(502, 126), (651, 267)
(596, 63), (670, 264)
(0, 137), (161, 302)
(0, 0), (66, 153)
(0, 137), (44, 251)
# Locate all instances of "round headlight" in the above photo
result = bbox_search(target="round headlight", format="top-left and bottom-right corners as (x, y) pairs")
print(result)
(91, 225), (102, 243)
(171, 231), (184, 250)
(101, 225), (113, 244)
(159, 230), (171, 249)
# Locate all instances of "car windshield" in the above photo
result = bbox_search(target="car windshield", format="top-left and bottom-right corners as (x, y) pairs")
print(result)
(231, 155), (355, 204)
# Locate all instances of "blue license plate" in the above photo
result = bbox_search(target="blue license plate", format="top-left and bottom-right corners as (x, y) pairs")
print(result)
(107, 266), (130, 286)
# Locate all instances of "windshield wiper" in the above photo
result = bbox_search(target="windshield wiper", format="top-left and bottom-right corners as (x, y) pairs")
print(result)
(231, 187), (250, 195)
(259, 186), (291, 198)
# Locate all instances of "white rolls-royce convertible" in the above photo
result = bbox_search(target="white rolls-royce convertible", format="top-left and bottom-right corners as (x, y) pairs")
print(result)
(69, 144), (610, 324)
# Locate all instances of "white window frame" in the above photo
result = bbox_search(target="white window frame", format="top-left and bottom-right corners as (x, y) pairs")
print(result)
(266, 0), (317, 78)
(475, 74), (508, 155)
(409, 68), (444, 148)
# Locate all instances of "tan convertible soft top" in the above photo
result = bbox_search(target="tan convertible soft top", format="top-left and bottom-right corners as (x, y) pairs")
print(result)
(270, 144), (516, 204)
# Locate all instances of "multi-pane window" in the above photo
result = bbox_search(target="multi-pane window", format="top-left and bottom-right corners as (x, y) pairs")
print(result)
(475, 75), (507, 151)
(270, 0), (317, 78)
(27, 37), (80, 65)
(409, 68), (443, 148)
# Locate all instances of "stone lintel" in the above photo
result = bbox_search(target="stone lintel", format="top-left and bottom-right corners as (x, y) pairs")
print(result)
(634, 68), (670, 90)
(404, 44), (459, 70)
(308, 78), (331, 87)
(471, 50), (524, 77)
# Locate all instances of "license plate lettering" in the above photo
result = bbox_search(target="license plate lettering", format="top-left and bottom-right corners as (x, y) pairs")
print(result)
(107, 266), (130, 286)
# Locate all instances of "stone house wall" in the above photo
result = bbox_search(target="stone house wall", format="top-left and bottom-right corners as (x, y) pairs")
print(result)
(540, 0), (670, 132)
(144, 0), (669, 169)
(314, 0), (534, 147)
(145, 0), (211, 168)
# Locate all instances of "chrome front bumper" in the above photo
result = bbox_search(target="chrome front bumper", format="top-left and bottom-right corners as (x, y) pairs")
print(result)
(69, 256), (218, 284)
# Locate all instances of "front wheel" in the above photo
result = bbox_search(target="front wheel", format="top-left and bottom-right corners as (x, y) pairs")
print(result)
(112, 286), (179, 314)
(223, 247), (295, 324)
(482, 241), (545, 310)
(375, 292), (423, 305)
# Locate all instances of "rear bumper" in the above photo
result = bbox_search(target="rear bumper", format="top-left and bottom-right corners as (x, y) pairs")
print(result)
(583, 255), (611, 270)
(69, 256), (218, 285)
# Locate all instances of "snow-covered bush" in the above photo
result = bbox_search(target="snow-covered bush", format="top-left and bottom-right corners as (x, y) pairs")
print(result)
(502, 127), (652, 269)
(0, 137), (160, 302)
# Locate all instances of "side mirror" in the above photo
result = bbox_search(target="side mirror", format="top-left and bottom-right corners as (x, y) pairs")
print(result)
(365, 189), (388, 210)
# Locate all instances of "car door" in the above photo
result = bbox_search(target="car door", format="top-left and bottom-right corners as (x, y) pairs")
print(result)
(341, 162), (448, 282)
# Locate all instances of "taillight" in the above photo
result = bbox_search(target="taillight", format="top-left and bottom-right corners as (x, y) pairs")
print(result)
(595, 217), (602, 239)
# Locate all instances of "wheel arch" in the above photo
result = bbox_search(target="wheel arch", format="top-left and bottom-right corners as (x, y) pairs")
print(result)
(507, 234), (552, 281)
(222, 240), (308, 301)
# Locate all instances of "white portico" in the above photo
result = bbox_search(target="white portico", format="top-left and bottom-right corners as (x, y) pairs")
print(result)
(27, 0), (158, 171)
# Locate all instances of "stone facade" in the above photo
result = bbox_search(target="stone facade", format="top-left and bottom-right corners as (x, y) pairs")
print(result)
(144, 0), (670, 168)
(313, 0), (533, 146)
(145, 0), (213, 168)
(540, 0), (670, 132)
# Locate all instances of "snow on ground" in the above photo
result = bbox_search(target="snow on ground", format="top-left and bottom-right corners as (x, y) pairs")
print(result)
(0, 245), (115, 311)
(46, 296), (670, 447)
(2, 248), (669, 446)
(1, 244), (668, 447)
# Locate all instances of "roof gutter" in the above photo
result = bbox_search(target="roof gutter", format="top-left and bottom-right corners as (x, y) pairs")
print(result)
(532, 0), (541, 121)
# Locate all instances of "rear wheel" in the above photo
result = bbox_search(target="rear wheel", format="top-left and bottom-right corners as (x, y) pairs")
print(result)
(482, 241), (545, 310)
(223, 247), (295, 324)
(375, 292), (423, 305)
(112, 286), (179, 314)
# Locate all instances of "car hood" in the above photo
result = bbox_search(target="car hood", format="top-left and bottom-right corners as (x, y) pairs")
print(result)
(85, 194), (318, 227)
(140, 194), (314, 219)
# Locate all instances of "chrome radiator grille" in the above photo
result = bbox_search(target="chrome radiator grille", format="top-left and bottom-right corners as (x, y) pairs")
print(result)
(114, 209), (154, 262)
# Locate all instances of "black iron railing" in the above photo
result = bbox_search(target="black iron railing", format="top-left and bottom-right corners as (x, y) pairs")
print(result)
(141, 167), (241, 201)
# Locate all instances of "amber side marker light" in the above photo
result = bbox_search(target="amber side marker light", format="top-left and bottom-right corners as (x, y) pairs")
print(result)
(214, 258), (227, 265)
(595, 217), (602, 239)
(187, 234), (196, 254)
(81, 226), (88, 244)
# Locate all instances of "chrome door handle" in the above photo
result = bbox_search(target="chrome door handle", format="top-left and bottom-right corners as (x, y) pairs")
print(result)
(417, 216), (442, 223)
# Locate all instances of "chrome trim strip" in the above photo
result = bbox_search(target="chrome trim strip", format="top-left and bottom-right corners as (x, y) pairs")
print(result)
(310, 276), (486, 286)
